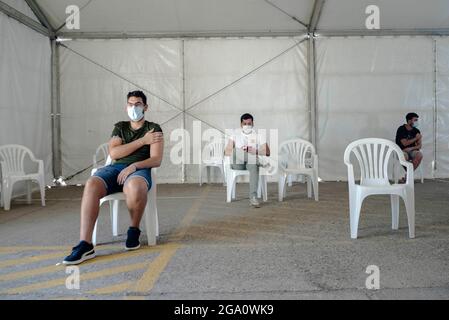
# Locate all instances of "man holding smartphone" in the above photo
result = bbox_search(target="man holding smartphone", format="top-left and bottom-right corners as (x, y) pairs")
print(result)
(224, 113), (270, 207)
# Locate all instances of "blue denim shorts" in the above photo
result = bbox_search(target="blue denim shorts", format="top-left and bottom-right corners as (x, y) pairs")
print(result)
(92, 163), (152, 195)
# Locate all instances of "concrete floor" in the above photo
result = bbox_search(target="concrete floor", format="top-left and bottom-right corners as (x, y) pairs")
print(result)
(0, 180), (448, 300)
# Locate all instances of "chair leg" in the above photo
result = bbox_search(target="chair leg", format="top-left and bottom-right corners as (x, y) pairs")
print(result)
(349, 192), (363, 239)
(312, 173), (319, 201)
(287, 175), (293, 187)
(144, 201), (157, 246)
(306, 176), (312, 198)
(92, 219), (98, 246)
(220, 165), (226, 186)
(199, 165), (202, 186)
(207, 166), (211, 184)
(26, 180), (32, 204)
(262, 176), (268, 202)
(3, 183), (13, 211)
(278, 174), (286, 202)
(110, 200), (119, 236)
(232, 179), (236, 199)
(38, 177), (45, 206)
(226, 176), (234, 202)
(404, 191), (415, 238)
(391, 194), (399, 230)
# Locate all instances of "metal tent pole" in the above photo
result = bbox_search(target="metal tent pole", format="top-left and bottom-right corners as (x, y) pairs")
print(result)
(51, 40), (62, 179)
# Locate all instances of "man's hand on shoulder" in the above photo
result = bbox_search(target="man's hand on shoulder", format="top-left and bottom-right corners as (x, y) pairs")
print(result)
(141, 128), (164, 145)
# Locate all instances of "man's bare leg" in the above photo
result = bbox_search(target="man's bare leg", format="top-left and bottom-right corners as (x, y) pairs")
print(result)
(412, 151), (423, 170)
(123, 177), (148, 228)
(80, 177), (107, 243)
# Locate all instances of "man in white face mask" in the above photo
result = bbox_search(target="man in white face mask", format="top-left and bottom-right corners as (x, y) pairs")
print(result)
(395, 112), (423, 182)
(63, 90), (164, 265)
(225, 113), (270, 207)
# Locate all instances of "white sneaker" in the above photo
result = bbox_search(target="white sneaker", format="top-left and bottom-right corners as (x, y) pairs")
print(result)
(250, 197), (260, 208)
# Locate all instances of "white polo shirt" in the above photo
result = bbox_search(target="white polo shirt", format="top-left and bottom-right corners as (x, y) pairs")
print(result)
(230, 128), (267, 149)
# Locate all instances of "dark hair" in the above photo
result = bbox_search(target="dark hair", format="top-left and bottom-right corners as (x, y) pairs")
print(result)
(127, 90), (147, 105)
(240, 113), (254, 123)
(406, 112), (419, 122)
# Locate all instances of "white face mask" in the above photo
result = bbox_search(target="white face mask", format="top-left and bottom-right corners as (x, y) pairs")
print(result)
(127, 105), (144, 122)
(242, 125), (253, 134)
(412, 121), (419, 129)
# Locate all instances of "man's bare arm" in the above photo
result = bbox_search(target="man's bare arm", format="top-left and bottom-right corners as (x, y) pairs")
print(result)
(224, 139), (234, 156)
(400, 133), (421, 148)
(133, 140), (164, 169)
(109, 129), (163, 160)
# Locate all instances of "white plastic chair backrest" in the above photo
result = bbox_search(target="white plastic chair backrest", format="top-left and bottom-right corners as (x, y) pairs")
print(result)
(279, 139), (315, 169)
(344, 138), (405, 186)
(0, 144), (35, 174)
(93, 143), (109, 168)
(202, 141), (224, 163)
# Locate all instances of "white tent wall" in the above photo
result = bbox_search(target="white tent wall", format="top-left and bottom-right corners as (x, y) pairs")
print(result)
(59, 39), (183, 184)
(183, 37), (309, 183)
(58, 37), (308, 184)
(315, 36), (437, 181)
(436, 37), (449, 178)
(0, 9), (52, 198)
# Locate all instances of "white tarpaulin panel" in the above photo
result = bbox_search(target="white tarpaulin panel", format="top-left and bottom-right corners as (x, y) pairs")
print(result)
(59, 37), (308, 184)
(60, 39), (183, 184)
(0, 12), (52, 190)
(184, 37), (309, 183)
(436, 38), (449, 177)
(316, 36), (435, 181)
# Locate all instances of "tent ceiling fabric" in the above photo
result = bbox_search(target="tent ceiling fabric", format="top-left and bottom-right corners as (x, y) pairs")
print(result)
(35, 0), (311, 35)
(29, 0), (449, 37)
(318, 0), (449, 32)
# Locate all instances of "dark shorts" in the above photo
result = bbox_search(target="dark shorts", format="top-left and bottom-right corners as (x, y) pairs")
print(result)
(92, 163), (152, 195)
(403, 150), (420, 161)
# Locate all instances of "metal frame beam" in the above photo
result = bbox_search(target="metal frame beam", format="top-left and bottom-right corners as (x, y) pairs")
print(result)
(315, 29), (449, 37)
(24, 0), (54, 34)
(309, 0), (325, 33)
(0, 0), (50, 37)
(57, 30), (308, 40)
(51, 40), (62, 179)
(306, 1), (325, 148)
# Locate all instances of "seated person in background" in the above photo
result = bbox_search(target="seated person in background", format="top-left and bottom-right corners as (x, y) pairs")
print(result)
(63, 90), (164, 265)
(395, 112), (423, 182)
(224, 113), (270, 208)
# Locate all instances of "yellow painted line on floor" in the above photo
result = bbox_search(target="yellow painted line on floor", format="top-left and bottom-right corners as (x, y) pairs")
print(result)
(50, 296), (89, 300)
(123, 295), (146, 300)
(2, 261), (148, 295)
(131, 245), (180, 293)
(87, 281), (134, 295)
(0, 245), (164, 282)
(0, 251), (66, 268)
(167, 186), (211, 242)
(129, 186), (211, 294)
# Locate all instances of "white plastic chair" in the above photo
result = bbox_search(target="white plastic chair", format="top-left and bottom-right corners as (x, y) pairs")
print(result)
(92, 156), (159, 246)
(344, 138), (415, 239)
(278, 139), (319, 202)
(0, 145), (45, 211)
(224, 156), (268, 203)
(91, 143), (109, 176)
(199, 141), (225, 186)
